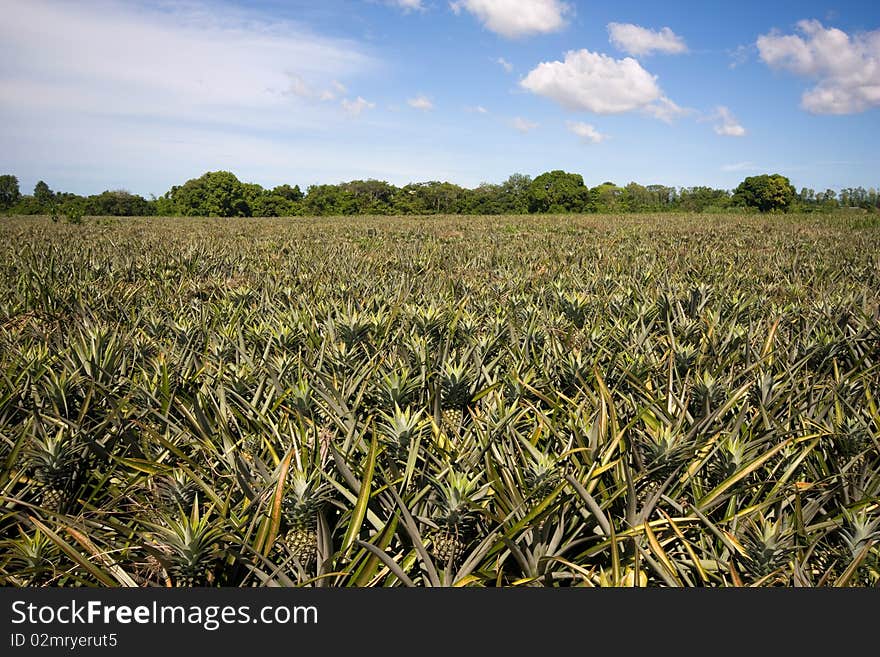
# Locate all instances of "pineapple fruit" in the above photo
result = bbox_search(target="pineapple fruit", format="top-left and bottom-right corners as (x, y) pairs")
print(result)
(429, 471), (487, 567)
(281, 470), (331, 571)
(26, 433), (81, 513)
(439, 361), (473, 432)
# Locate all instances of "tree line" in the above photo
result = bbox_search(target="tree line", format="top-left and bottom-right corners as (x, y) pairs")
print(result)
(1, 170), (877, 218)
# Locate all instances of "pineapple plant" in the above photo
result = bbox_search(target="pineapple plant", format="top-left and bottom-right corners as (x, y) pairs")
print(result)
(3, 529), (58, 585)
(412, 303), (448, 344)
(555, 348), (591, 397)
(280, 469), (332, 571)
(837, 511), (880, 585)
(334, 307), (373, 349)
(673, 343), (698, 376)
(523, 451), (563, 503)
(704, 434), (748, 490)
(749, 370), (776, 408)
(834, 415), (872, 466)
(503, 366), (541, 406)
(149, 505), (224, 587)
(689, 371), (725, 419)
(738, 514), (795, 581)
(379, 406), (427, 465)
(288, 379), (314, 420)
(380, 368), (420, 410)
(25, 431), (82, 513)
(632, 427), (690, 510)
(153, 470), (199, 514)
(452, 313), (479, 347)
(674, 317), (702, 346)
(428, 471), (488, 567)
(438, 360), (474, 432)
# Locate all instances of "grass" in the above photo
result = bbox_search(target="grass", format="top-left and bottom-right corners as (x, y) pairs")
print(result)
(0, 212), (878, 586)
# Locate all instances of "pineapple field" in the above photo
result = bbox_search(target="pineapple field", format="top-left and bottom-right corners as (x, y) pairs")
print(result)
(1, 211), (879, 587)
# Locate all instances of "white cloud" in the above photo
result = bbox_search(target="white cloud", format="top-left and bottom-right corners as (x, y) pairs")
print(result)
(322, 80), (348, 101)
(451, 0), (571, 39)
(608, 23), (688, 57)
(342, 96), (376, 117)
(290, 75), (348, 102)
(713, 106), (747, 137)
(466, 105), (490, 114)
(722, 162), (757, 172)
(496, 57), (514, 72)
(643, 97), (691, 123)
(728, 44), (753, 69)
(511, 117), (539, 133)
(390, 0), (425, 11)
(566, 121), (606, 143)
(0, 0), (373, 127)
(520, 49), (669, 115)
(757, 20), (880, 114)
(288, 75), (315, 99)
(407, 95), (434, 111)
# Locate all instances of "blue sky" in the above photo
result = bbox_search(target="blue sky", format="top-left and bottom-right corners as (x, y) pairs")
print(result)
(1, 0), (878, 197)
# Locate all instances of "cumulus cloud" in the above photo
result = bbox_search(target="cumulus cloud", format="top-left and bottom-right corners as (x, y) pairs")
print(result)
(407, 95), (434, 111)
(511, 117), (539, 133)
(713, 106), (747, 136)
(566, 121), (606, 143)
(451, 0), (571, 39)
(496, 57), (514, 72)
(757, 19), (880, 114)
(608, 23), (688, 57)
(520, 49), (671, 115)
(342, 96), (376, 117)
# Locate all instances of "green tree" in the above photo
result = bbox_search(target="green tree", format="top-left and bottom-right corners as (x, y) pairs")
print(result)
(34, 180), (54, 207)
(149, 194), (176, 216)
(646, 184), (677, 208)
(303, 184), (357, 216)
(85, 190), (153, 216)
(272, 184), (304, 202)
(8, 197), (43, 215)
(499, 173), (532, 213)
(461, 183), (504, 215)
(169, 171), (251, 217)
(589, 181), (625, 212)
(0, 174), (20, 209)
(528, 171), (589, 213)
(241, 182), (265, 211)
(732, 174), (796, 213)
(394, 181), (465, 214)
(622, 182), (650, 212)
(341, 179), (397, 214)
(250, 194), (297, 217)
(678, 186), (732, 212)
